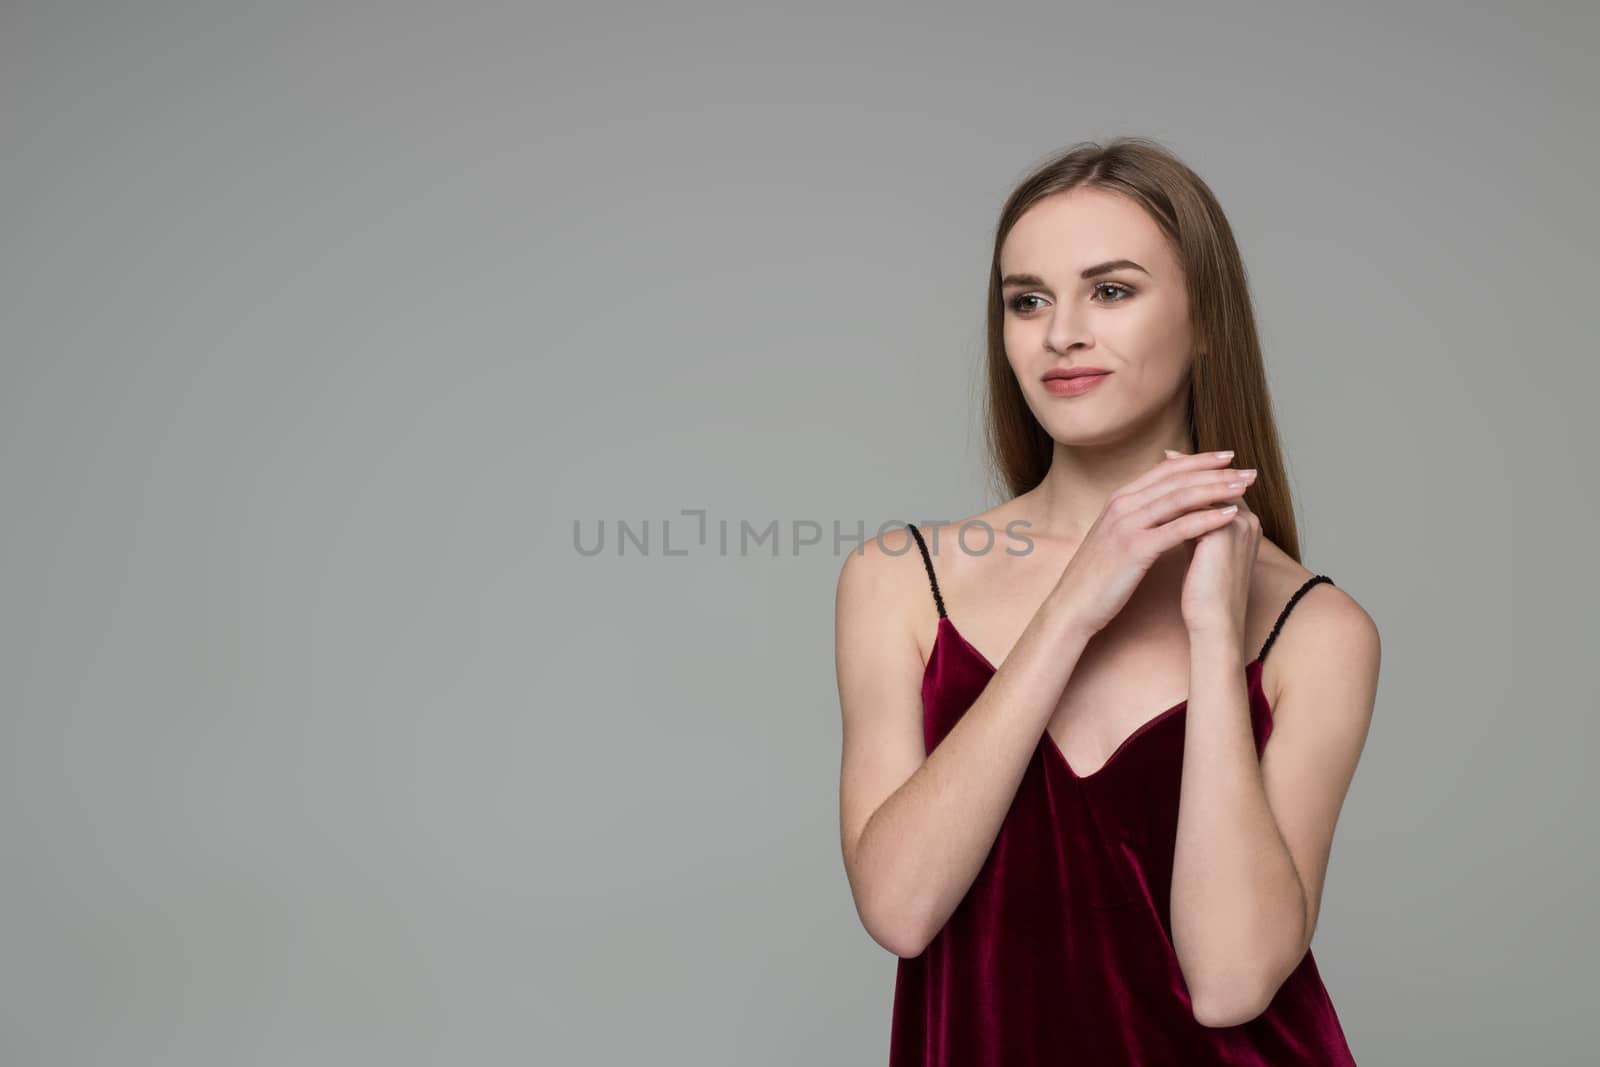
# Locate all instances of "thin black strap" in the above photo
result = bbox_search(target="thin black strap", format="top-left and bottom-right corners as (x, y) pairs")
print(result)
(1257, 574), (1334, 663)
(904, 523), (947, 620)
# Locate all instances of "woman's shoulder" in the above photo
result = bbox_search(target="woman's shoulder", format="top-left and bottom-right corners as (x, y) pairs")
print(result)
(834, 523), (920, 584)
(834, 523), (955, 671)
(837, 508), (1014, 575)
(1253, 538), (1380, 704)
(834, 512), (1008, 638)
(898, 503), (1033, 561)
(1254, 538), (1372, 631)
(833, 524), (934, 626)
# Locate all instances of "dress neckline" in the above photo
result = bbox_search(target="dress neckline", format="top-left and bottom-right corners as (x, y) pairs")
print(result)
(923, 615), (1269, 782)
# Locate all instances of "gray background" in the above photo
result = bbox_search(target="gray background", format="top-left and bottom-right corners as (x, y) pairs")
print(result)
(2, 1), (1595, 1063)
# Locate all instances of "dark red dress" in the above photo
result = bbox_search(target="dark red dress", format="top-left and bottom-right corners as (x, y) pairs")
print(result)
(889, 523), (1357, 1065)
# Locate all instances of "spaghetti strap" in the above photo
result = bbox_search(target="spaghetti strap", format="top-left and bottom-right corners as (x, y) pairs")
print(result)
(1257, 574), (1334, 664)
(904, 523), (947, 620)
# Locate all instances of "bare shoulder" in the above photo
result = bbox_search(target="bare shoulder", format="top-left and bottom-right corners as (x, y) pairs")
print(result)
(884, 508), (1028, 589)
(834, 525), (923, 608)
(1254, 538), (1382, 712)
(835, 525), (926, 661)
(836, 515), (1000, 656)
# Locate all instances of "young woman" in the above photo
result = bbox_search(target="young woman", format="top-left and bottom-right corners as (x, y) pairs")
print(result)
(835, 138), (1380, 1064)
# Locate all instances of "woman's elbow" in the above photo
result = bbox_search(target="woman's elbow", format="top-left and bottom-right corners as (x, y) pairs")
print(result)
(854, 883), (933, 959)
(1190, 980), (1272, 1029)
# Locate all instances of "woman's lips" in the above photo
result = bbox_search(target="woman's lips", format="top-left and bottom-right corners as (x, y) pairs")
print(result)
(1043, 372), (1111, 396)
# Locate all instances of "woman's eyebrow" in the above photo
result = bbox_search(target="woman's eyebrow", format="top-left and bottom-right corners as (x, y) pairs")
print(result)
(1000, 259), (1151, 288)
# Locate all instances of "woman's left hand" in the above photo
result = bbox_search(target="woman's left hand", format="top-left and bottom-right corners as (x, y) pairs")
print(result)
(1167, 448), (1262, 648)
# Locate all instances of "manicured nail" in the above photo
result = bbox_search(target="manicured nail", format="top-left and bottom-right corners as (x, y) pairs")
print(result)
(1216, 450), (1234, 459)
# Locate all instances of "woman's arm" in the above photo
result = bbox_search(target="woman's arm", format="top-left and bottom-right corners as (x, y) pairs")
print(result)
(835, 531), (1094, 958)
(1169, 589), (1380, 1026)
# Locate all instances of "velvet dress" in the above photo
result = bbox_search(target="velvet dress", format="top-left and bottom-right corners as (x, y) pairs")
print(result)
(888, 522), (1357, 1066)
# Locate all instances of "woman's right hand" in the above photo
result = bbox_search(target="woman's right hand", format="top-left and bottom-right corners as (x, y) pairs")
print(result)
(1051, 449), (1255, 636)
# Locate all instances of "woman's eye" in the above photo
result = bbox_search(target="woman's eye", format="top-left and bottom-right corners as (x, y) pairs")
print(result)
(1009, 284), (1134, 314)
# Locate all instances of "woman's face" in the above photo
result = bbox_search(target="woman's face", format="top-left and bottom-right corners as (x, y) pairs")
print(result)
(999, 187), (1196, 446)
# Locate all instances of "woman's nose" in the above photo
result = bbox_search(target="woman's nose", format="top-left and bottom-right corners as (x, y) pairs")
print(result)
(1044, 310), (1092, 354)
